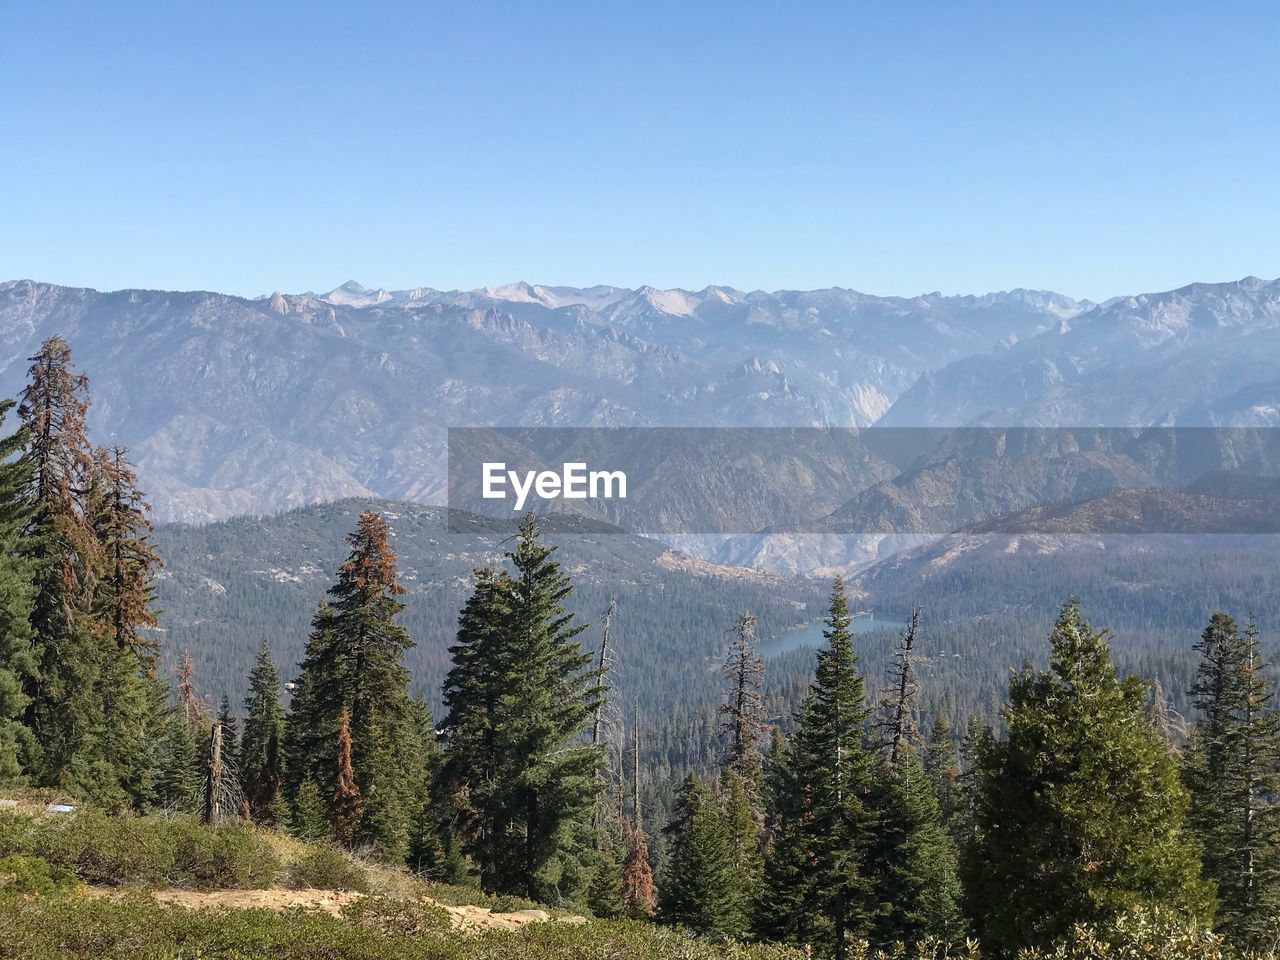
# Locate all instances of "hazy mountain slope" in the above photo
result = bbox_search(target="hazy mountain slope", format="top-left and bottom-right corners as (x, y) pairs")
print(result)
(0, 279), (1081, 522)
(878, 277), (1280, 427)
(149, 499), (824, 718)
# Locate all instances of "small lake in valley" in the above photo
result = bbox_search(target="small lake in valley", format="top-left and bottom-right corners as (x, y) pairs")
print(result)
(759, 613), (910, 659)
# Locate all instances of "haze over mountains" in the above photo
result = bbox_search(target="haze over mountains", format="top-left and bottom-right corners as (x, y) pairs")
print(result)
(1, 275), (1278, 572)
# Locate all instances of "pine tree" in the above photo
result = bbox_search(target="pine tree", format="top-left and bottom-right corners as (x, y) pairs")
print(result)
(660, 774), (740, 936)
(971, 600), (1215, 955)
(215, 695), (240, 781)
(868, 613), (966, 947)
(83, 446), (164, 808)
(621, 818), (658, 919)
(721, 612), (766, 793)
(718, 769), (762, 936)
(284, 510), (420, 860)
(18, 336), (103, 789)
(870, 751), (966, 945)
(176, 648), (206, 736)
(1186, 612), (1280, 948)
(331, 706), (363, 847)
(155, 709), (199, 812)
(291, 777), (328, 842)
(0, 399), (36, 783)
(440, 514), (603, 900)
(761, 577), (877, 958)
(923, 712), (961, 831)
(240, 640), (285, 823)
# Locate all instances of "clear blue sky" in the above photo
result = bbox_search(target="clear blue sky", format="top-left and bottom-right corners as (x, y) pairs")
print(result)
(4, 1), (1277, 301)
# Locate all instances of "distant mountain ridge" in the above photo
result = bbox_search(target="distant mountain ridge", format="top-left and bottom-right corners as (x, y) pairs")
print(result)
(1, 275), (1276, 551)
(0, 277), (1088, 523)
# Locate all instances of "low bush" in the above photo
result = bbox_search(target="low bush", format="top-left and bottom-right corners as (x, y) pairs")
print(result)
(0, 854), (81, 896)
(286, 845), (370, 892)
(0, 891), (806, 959)
(0, 810), (278, 889)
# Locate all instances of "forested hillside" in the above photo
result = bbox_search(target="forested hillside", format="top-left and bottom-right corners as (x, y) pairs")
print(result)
(8, 335), (1280, 959)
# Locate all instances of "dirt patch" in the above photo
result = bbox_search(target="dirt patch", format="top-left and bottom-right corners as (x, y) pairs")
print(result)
(84, 886), (579, 932)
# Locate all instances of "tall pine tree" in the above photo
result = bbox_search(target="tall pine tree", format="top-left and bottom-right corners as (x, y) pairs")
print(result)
(18, 337), (102, 789)
(441, 514), (603, 900)
(1186, 612), (1280, 948)
(970, 600), (1215, 955)
(240, 640), (285, 823)
(760, 578), (877, 959)
(660, 774), (741, 936)
(285, 511), (422, 860)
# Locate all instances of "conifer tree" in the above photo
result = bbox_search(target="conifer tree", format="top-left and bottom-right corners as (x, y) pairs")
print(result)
(285, 510), (421, 860)
(1186, 612), (1280, 947)
(83, 446), (163, 807)
(441, 514), (603, 900)
(621, 818), (658, 919)
(760, 577), (877, 958)
(176, 648), (206, 736)
(155, 709), (199, 812)
(721, 612), (766, 793)
(0, 399), (35, 782)
(971, 600), (1215, 955)
(923, 712), (961, 831)
(331, 706), (363, 847)
(660, 774), (740, 936)
(240, 640), (285, 823)
(869, 614), (966, 946)
(870, 751), (966, 945)
(18, 337), (102, 788)
(291, 777), (328, 842)
(718, 768), (763, 935)
(215, 695), (240, 780)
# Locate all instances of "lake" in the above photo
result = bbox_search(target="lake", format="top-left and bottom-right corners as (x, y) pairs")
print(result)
(759, 613), (909, 659)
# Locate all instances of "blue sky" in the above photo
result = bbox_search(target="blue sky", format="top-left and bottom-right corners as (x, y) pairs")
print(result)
(3, 1), (1277, 301)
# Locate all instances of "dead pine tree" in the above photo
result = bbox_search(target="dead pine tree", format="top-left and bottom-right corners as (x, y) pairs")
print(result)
(720, 612), (766, 790)
(202, 721), (243, 824)
(620, 699), (657, 918)
(879, 606), (922, 768)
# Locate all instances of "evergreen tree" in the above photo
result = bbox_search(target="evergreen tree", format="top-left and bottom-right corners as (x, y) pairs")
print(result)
(869, 751), (966, 945)
(440, 514), (603, 900)
(18, 337), (102, 789)
(718, 769), (762, 936)
(291, 777), (328, 842)
(970, 600), (1215, 955)
(868, 615), (966, 947)
(215, 695), (240, 780)
(660, 774), (740, 937)
(240, 640), (285, 823)
(284, 510), (420, 860)
(0, 399), (35, 783)
(155, 710), (199, 812)
(621, 818), (658, 919)
(83, 445), (163, 807)
(923, 712), (961, 831)
(760, 578), (877, 958)
(1186, 612), (1280, 947)
(720, 612), (766, 794)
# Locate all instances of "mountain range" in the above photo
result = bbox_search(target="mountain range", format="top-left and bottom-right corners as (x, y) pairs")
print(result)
(2, 275), (1279, 576)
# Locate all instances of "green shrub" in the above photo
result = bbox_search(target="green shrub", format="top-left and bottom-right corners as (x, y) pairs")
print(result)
(0, 809), (278, 889)
(286, 845), (370, 893)
(0, 891), (807, 959)
(0, 855), (80, 896)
